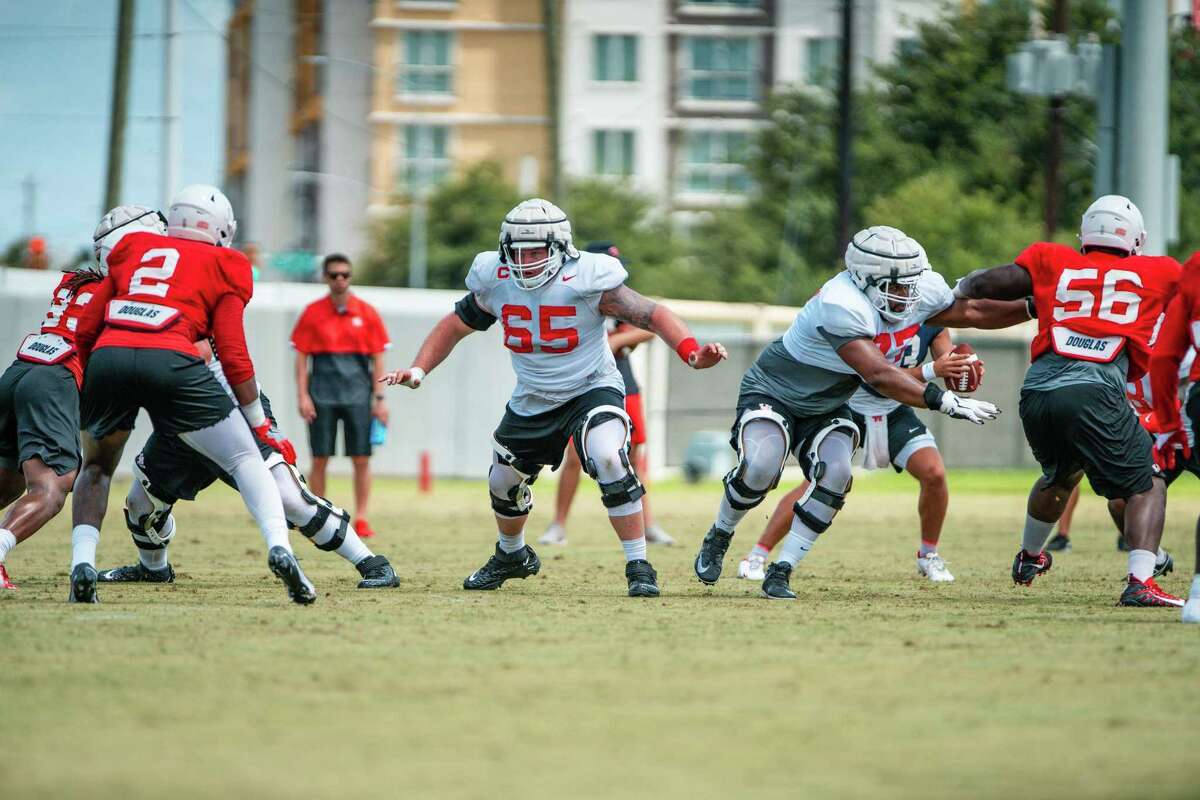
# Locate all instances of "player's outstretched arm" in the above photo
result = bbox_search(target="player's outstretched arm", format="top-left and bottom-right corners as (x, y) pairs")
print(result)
(838, 338), (1000, 425)
(379, 312), (475, 389)
(928, 264), (1034, 329)
(597, 284), (727, 369)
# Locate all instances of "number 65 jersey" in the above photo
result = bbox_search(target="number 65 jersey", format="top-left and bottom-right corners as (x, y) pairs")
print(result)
(465, 250), (627, 416)
(1018, 242), (1180, 384)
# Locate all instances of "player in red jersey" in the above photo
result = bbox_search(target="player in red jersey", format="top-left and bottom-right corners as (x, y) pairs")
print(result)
(950, 195), (1183, 607)
(69, 186), (313, 605)
(1148, 251), (1200, 621)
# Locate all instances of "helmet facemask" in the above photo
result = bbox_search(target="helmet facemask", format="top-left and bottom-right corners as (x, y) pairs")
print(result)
(865, 273), (923, 323)
(502, 238), (565, 291)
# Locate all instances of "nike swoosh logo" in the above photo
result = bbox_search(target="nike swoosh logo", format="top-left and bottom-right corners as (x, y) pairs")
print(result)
(561, 273), (577, 282)
(697, 558), (712, 573)
(468, 571), (479, 582)
(908, 427), (920, 433)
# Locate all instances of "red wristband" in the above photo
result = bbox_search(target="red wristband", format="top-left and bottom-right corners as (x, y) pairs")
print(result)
(676, 337), (700, 364)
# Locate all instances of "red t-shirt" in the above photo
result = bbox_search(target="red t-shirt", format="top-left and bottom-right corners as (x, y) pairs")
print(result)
(1016, 242), (1180, 383)
(1150, 252), (1200, 429)
(290, 294), (390, 355)
(14, 271), (104, 387)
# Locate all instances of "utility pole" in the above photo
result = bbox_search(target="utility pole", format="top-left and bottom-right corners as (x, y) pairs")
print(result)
(835, 0), (855, 256)
(21, 174), (36, 236)
(542, 0), (562, 200)
(104, 0), (135, 212)
(161, 0), (181, 208)
(1044, 0), (1068, 237)
(1117, 0), (1168, 254)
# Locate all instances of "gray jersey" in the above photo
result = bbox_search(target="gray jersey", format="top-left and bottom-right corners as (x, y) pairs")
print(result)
(467, 250), (627, 416)
(742, 270), (955, 415)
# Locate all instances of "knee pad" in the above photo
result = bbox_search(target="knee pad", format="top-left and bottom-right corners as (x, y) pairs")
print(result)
(793, 424), (858, 535)
(125, 461), (176, 550)
(724, 409), (789, 512)
(490, 441), (539, 517)
(576, 406), (645, 510)
(277, 463), (350, 552)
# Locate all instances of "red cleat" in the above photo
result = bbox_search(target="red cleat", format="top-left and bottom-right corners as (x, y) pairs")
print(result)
(1012, 548), (1052, 586)
(0, 563), (17, 589)
(354, 518), (376, 539)
(1118, 575), (1184, 607)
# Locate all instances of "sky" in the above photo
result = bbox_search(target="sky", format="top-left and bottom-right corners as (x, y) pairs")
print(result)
(0, 0), (231, 264)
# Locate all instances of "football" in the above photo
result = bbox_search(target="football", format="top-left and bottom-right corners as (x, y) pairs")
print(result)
(944, 342), (984, 393)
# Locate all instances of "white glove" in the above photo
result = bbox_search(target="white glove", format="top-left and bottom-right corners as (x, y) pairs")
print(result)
(401, 367), (425, 388)
(936, 389), (1000, 425)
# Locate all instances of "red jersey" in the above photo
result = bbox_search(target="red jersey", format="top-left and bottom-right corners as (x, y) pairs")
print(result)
(1017, 242), (1180, 383)
(14, 271), (104, 388)
(1150, 253), (1200, 429)
(75, 232), (258, 385)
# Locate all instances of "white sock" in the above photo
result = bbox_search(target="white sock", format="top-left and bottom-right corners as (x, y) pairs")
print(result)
(621, 536), (647, 562)
(71, 524), (100, 568)
(1128, 549), (1156, 582)
(750, 543), (770, 560)
(139, 547), (169, 571)
(919, 539), (939, 557)
(0, 529), (16, 563)
(1156, 547), (1169, 566)
(336, 531), (372, 566)
(498, 531), (525, 554)
(1190, 574), (1200, 600)
(1021, 515), (1054, 554)
(715, 495), (749, 533)
(778, 516), (819, 567)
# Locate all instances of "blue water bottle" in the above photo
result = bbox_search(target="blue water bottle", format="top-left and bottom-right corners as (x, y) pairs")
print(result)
(370, 417), (388, 446)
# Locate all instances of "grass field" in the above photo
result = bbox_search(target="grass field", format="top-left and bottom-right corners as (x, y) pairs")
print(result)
(2, 469), (1199, 799)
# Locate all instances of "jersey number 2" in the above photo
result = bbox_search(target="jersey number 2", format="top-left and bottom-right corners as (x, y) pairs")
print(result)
(501, 305), (579, 354)
(1053, 268), (1142, 325)
(129, 248), (180, 298)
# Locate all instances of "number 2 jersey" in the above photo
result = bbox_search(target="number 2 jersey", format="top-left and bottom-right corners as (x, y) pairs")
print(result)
(13, 271), (104, 388)
(1019, 242), (1180, 394)
(74, 232), (258, 385)
(461, 250), (627, 416)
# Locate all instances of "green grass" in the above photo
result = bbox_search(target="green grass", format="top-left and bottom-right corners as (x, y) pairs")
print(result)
(2, 471), (1199, 799)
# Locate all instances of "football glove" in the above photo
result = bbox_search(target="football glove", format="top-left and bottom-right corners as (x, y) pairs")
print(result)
(1153, 429), (1190, 471)
(252, 422), (297, 466)
(935, 390), (1000, 425)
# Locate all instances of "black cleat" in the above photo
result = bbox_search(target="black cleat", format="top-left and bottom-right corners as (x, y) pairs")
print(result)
(268, 546), (317, 605)
(68, 563), (99, 604)
(693, 525), (734, 585)
(761, 561), (796, 600)
(463, 544), (541, 590)
(355, 554), (400, 589)
(625, 559), (660, 597)
(97, 562), (175, 583)
(1044, 533), (1072, 552)
(1154, 550), (1174, 579)
(1012, 548), (1052, 586)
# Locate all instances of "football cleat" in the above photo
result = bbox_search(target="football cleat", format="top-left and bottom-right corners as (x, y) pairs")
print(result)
(68, 563), (99, 604)
(917, 552), (955, 583)
(355, 554), (400, 588)
(353, 518), (376, 540)
(1117, 576), (1184, 608)
(625, 559), (660, 597)
(644, 524), (676, 546)
(694, 525), (734, 585)
(1182, 595), (1200, 624)
(1154, 550), (1174, 579)
(97, 562), (176, 583)
(1044, 533), (1072, 552)
(0, 563), (16, 589)
(737, 553), (767, 581)
(537, 522), (567, 546)
(761, 561), (796, 600)
(268, 546), (317, 605)
(463, 544), (541, 591)
(1012, 549), (1052, 586)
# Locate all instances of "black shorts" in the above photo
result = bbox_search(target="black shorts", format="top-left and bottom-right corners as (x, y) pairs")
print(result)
(137, 390), (280, 504)
(309, 402), (372, 457)
(0, 360), (80, 476)
(81, 348), (234, 438)
(1019, 382), (1157, 500)
(850, 404), (938, 473)
(732, 391), (857, 481)
(493, 387), (625, 473)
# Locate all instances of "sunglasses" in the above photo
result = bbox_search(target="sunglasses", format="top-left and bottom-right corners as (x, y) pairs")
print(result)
(325, 271), (351, 280)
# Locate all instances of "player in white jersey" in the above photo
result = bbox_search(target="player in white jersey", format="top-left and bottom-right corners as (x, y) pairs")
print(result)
(380, 199), (726, 597)
(692, 226), (1028, 600)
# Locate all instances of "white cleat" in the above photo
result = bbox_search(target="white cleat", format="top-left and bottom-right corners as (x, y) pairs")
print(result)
(645, 524), (676, 546)
(538, 522), (567, 546)
(737, 553), (767, 581)
(917, 552), (955, 583)
(1183, 597), (1200, 624)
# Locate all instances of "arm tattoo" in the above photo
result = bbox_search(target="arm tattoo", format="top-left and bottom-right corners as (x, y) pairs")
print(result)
(598, 285), (657, 329)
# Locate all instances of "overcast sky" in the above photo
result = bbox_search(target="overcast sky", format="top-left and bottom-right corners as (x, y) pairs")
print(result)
(0, 0), (231, 263)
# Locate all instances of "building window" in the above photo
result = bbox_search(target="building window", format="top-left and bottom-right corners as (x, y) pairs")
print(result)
(594, 34), (638, 82)
(400, 125), (451, 188)
(397, 30), (454, 96)
(593, 130), (635, 176)
(805, 36), (841, 89)
(680, 37), (760, 102)
(678, 131), (751, 194)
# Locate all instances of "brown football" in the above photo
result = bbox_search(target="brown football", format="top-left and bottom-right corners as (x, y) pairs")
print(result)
(944, 342), (984, 393)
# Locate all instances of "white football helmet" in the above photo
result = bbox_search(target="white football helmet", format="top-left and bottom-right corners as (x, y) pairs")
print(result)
(92, 204), (167, 274)
(167, 184), (237, 247)
(844, 226), (928, 323)
(1080, 194), (1145, 255)
(498, 198), (580, 290)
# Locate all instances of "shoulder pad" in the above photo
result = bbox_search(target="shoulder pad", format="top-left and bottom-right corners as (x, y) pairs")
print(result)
(465, 250), (504, 293)
(219, 249), (255, 303)
(570, 252), (628, 294)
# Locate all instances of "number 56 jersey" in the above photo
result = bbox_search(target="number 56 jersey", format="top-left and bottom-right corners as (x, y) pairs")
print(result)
(1018, 242), (1180, 383)
(466, 250), (627, 416)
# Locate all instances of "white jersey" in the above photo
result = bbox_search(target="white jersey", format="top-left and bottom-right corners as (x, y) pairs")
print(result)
(467, 250), (627, 416)
(850, 323), (945, 417)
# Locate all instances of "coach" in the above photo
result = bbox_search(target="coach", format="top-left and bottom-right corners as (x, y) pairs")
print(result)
(291, 254), (390, 540)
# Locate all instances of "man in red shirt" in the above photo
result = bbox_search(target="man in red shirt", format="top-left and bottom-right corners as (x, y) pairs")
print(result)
(291, 254), (390, 539)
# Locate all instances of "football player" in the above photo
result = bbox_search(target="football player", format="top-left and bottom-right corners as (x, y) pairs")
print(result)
(692, 225), (1024, 600)
(736, 326), (974, 583)
(380, 199), (726, 597)
(71, 185), (315, 605)
(95, 340), (398, 589)
(951, 195), (1182, 607)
